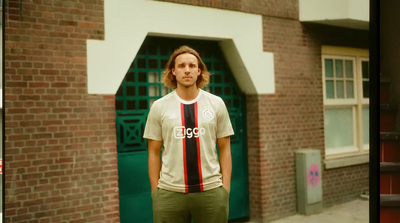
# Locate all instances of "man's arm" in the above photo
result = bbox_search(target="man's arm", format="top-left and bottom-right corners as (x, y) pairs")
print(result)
(218, 136), (232, 193)
(148, 139), (162, 193)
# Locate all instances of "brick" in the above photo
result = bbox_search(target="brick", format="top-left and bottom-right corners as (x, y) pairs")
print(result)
(29, 82), (50, 88)
(19, 95), (40, 101)
(8, 134), (31, 141)
(8, 108), (28, 113)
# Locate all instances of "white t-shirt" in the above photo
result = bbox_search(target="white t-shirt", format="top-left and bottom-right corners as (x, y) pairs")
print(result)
(143, 89), (234, 193)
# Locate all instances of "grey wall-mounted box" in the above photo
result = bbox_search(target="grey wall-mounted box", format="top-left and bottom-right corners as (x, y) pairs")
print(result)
(295, 149), (323, 215)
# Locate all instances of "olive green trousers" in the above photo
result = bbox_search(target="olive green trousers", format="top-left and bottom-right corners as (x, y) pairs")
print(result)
(151, 186), (229, 223)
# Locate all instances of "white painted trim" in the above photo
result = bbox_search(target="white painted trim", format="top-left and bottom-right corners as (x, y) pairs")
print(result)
(300, 0), (369, 22)
(322, 46), (369, 57)
(324, 100), (357, 106)
(87, 0), (274, 95)
(326, 145), (359, 156)
(299, 0), (369, 30)
(324, 154), (369, 169)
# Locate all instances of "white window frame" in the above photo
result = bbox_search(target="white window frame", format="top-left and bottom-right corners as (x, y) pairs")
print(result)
(323, 55), (358, 104)
(359, 58), (370, 151)
(322, 46), (369, 159)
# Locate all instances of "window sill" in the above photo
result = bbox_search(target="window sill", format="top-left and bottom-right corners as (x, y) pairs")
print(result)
(324, 154), (369, 169)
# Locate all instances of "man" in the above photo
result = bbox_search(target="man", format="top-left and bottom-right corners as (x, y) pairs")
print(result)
(143, 45), (234, 223)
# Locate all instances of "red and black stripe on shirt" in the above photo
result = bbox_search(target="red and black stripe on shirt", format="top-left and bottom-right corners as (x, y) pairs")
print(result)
(180, 102), (204, 193)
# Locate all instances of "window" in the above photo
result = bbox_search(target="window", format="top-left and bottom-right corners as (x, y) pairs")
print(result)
(322, 46), (369, 157)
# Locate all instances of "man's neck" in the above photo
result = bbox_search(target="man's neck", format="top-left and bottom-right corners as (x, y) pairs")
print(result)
(175, 86), (200, 101)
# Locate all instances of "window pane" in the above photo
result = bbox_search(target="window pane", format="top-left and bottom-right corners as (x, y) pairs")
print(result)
(214, 74), (222, 83)
(362, 61), (369, 79)
(139, 100), (147, 109)
(162, 86), (169, 96)
(325, 108), (354, 148)
(116, 100), (124, 110)
(137, 58), (146, 69)
(335, 60), (343, 77)
(126, 86), (135, 96)
(224, 87), (231, 95)
(362, 61), (370, 99)
(363, 81), (369, 98)
(345, 60), (353, 78)
(336, 81), (344, 98)
(346, 81), (354, 98)
(325, 59), (333, 78)
(362, 107), (369, 145)
(127, 100), (136, 110)
(126, 72), (135, 82)
(326, 80), (334, 98)
(148, 72), (159, 83)
(149, 86), (159, 97)
(215, 86), (222, 95)
(161, 59), (169, 68)
(138, 72), (146, 82)
(214, 61), (222, 71)
(139, 86), (147, 96)
(149, 59), (158, 69)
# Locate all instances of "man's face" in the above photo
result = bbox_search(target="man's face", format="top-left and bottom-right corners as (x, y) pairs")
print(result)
(172, 53), (201, 89)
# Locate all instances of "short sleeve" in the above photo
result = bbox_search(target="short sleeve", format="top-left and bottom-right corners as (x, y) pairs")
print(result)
(143, 102), (162, 141)
(216, 99), (234, 138)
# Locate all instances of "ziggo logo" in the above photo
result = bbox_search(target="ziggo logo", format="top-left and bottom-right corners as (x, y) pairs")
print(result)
(173, 126), (206, 139)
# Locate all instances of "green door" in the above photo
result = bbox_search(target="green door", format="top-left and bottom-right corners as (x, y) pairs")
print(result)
(116, 37), (249, 222)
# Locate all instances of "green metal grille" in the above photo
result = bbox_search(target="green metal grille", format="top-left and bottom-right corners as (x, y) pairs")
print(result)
(116, 36), (249, 222)
(115, 38), (244, 150)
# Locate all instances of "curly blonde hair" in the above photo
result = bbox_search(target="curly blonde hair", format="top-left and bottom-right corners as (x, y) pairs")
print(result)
(161, 45), (211, 89)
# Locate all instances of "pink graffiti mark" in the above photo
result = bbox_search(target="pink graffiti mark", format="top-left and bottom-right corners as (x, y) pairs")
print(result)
(307, 164), (320, 188)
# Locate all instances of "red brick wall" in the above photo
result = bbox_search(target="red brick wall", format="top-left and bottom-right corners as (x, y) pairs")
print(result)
(323, 165), (369, 207)
(255, 16), (324, 221)
(5, 0), (120, 222)
(246, 95), (263, 220)
(254, 16), (369, 222)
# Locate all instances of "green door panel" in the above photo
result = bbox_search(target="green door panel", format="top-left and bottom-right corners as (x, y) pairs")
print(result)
(118, 151), (153, 223)
(116, 36), (249, 222)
